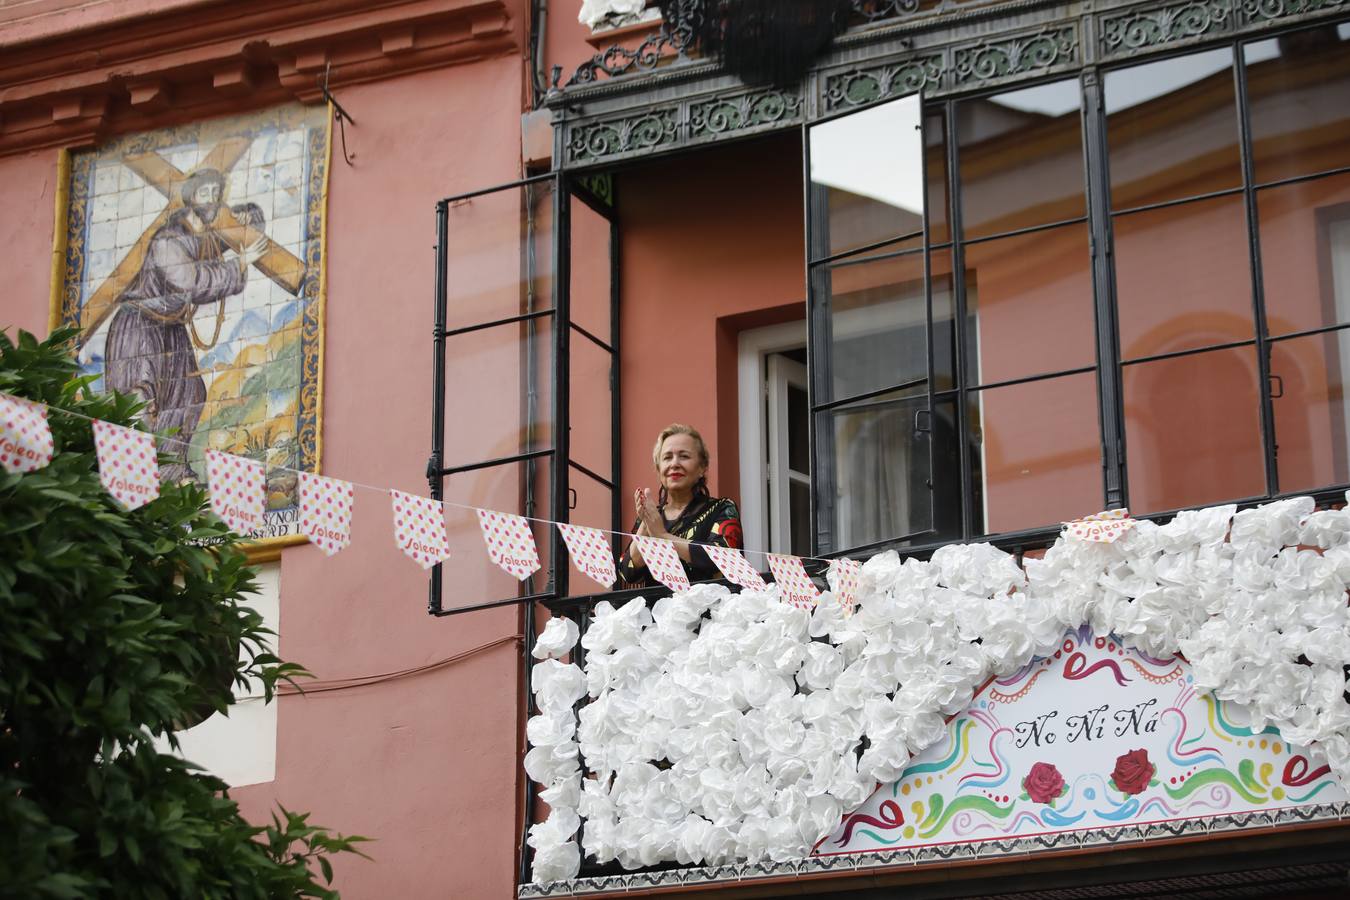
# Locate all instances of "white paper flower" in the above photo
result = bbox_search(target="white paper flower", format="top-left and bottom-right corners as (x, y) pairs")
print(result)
(533, 616), (581, 659)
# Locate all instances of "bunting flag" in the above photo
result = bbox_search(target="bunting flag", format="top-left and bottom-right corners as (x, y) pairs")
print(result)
(0, 392), (54, 474)
(768, 553), (819, 609)
(205, 449), (265, 536)
(298, 472), (354, 556)
(704, 544), (766, 591)
(1065, 508), (1135, 543)
(391, 489), (450, 569)
(477, 509), (541, 581)
(632, 534), (690, 593)
(558, 523), (617, 589)
(829, 557), (862, 618)
(92, 420), (159, 510)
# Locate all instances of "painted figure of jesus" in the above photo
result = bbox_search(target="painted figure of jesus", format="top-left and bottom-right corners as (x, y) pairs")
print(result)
(103, 168), (268, 482)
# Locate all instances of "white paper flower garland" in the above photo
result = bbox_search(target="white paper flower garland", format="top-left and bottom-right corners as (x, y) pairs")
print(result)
(524, 497), (1350, 883)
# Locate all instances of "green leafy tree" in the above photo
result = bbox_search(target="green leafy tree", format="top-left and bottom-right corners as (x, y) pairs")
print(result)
(0, 329), (368, 898)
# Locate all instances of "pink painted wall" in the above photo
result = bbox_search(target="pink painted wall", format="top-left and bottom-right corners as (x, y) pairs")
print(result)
(0, 48), (531, 900)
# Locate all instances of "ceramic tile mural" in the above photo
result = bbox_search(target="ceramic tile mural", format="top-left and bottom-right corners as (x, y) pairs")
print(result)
(55, 103), (331, 543)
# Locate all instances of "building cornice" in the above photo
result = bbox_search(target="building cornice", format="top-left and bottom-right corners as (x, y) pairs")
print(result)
(0, 0), (520, 155)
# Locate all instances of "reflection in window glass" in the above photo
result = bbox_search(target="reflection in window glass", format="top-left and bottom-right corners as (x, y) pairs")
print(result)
(1123, 346), (1265, 513)
(444, 181), (554, 329)
(1105, 48), (1241, 210)
(1245, 24), (1350, 184)
(825, 251), (929, 401)
(926, 107), (950, 245)
(970, 372), (1102, 534)
(444, 319), (554, 465)
(1271, 330), (1350, 492)
(1114, 194), (1253, 360)
(957, 78), (1085, 240)
(825, 388), (931, 549)
(811, 93), (926, 258)
(963, 223), (1095, 386)
(1258, 171), (1350, 336)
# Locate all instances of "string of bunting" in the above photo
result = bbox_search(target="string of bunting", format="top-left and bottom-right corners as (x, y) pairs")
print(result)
(1, 391), (1131, 612)
(0, 391), (871, 611)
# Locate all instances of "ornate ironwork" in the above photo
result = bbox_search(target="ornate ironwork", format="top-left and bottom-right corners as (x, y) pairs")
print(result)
(852, 0), (923, 22)
(823, 55), (944, 110)
(563, 2), (703, 87)
(1242, 0), (1346, 23)
(1100, 0), (1234, 55)
(568, 108), (680, 163)
(952, 26), (1079, 86)
(689, 88), (804, 138)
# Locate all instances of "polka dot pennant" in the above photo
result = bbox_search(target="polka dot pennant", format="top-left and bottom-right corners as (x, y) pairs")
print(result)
(557, 522), (617, 589)
(92, 420), (159, 510)
(476, 508), (541, 581)
(298, 472), (354, 557)
(632, 534), (690, 594)
(768, 553), (819, 609)
(704, 545), (766, 592)
(0, 392), (54, 474)
(391, 489), (449, 569)
(1065, 507), (1135, 543)
(829, 557), (862, 618)
(205, 449), (265, 536)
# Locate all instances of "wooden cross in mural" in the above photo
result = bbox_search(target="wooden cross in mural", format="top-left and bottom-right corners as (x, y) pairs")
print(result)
(79, 136), (307, 340)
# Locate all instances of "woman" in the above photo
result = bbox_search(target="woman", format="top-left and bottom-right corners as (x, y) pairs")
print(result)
(616, 424), (743, 589)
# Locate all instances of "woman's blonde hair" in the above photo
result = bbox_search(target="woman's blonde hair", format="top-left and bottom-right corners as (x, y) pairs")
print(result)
(652, 424), (711, 502)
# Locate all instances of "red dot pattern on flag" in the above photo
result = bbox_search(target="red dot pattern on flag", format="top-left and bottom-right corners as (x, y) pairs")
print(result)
(205, 449), (266, 536)
(829, 557), (862, 618)
(93, 420), (159, 511)
(768, 553), (819, 609)
(476, 509), (541, 581)
(704, 545), (767, 592)
(0, 392), (55, 474)
(298, 472), (355, 556)
(557, 523), (617, 589)
(390, 489), (450, 569)
(632, 534), (690, 594)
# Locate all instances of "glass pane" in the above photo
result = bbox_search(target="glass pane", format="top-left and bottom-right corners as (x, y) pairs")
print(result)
(788, 384), (809, 472)
(1271, 330), (1350, 492)
(925, 107), (950, 246)
(570, 194), (613, 343)
(789, 479), (811, 558)
(823, 250), (928, 401)
(1123, 345), (1265, 513)
(441, 460), (554, 605)
(823, 387), (932, 550)
(566, 467), (618, 595)
(569, 328), (613, 481)
(930, 395), (966, 542)
(445, 180), (554, 330)
(810, 93), (926, 258)
(1105, 48), (1241, 210)
(963, 222), (1095, 386)
(957, 78), (1085, 240)
(1258, 171), (1350, 336)
(970, 372), (1102, 534)
(1115, 194), (1254, 360)
(1245, 24), (1350, 184)
(931, 248), (957, 393)
(444, 318), (553, 466)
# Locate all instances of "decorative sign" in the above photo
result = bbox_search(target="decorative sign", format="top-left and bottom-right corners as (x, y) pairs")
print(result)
(93, 420), (159, 510)
(558, 523), (617, 589)
(391, 490), (450, 569)
(822, 628), (1346, 856)
(829, 558), (861, 617)
(768, 553), (819, 609)
(0, 392), (54, 474)
(205, 449), (265, 535)
(298, 472), (354, 556)
(477, 509), (541, 581)
(704, 545), (766, 591)
(632, 535), (690, 593)
(1065, 508), (1136, 543)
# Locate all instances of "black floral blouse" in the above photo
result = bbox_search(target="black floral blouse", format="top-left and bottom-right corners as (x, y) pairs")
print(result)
(616, 496), (743, 589)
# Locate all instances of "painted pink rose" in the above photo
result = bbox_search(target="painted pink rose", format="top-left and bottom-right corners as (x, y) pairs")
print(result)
(1110, 748), (1155, 796)
(1022, 762), (1066, 805)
